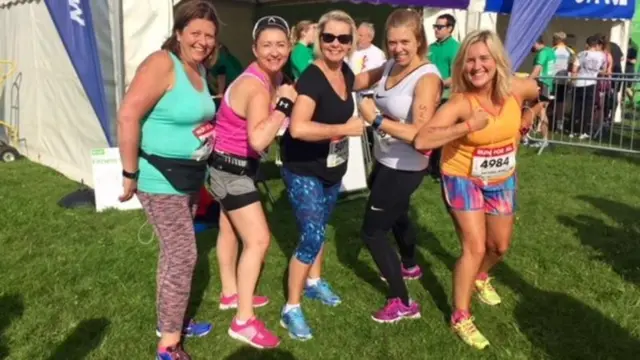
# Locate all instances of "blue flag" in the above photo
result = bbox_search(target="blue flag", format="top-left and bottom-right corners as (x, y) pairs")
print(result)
(504, 0), (563, 71)
(44, 0), (112, 145)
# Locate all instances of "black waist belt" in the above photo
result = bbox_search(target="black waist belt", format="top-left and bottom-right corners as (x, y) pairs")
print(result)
(208, 151), (259, 177)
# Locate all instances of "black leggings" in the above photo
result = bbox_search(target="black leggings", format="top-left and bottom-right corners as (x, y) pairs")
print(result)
(361, 162), (426, 304)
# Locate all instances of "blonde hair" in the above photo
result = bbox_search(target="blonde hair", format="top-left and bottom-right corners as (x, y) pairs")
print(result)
(314, 10), (357, 58)
(291, 20), (314, 45)
(553, 31), (567, 43)
(451, 30), (512, 103)
(384, 9), (428, 59)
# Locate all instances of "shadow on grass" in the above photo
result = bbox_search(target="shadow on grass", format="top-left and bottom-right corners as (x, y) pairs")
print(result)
(224, 346), (297, 360)
(409, 205), (452, 322)
(594, 149), (640, 166)
(262, 182), (297, 301)
(0, 294), (23, 359)
(187, 228), (218, 320)
(333, 194), (389, 296)
(495, 262), (640, 358)
(558, 195), (640, 286)
(419, 203), (640, 358)
(46, 318), (110, 360)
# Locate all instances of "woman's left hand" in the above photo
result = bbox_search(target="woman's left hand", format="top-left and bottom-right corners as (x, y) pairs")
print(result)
(358, 97), (377, 123)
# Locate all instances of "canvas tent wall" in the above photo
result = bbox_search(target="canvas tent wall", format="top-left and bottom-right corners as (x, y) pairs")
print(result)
(0, 0), (117, 187)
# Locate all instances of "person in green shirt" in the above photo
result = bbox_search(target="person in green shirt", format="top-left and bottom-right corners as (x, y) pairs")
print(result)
(531, 37), (556, 89)
(208, 43), (243, 98)
(428, 14), (460, 180)
(429, 14), (460, 101)
(288, 20), (316, 81)
(530, 37), (557, 146)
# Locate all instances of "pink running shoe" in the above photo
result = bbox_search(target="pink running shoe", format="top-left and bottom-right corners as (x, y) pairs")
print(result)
(380, 265), (423, 282)
(219, 294), (270, 310)
(227, 317), (280, 349)
(371, 298), (421, 323)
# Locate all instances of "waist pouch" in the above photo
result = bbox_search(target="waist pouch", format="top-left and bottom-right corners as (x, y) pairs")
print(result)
(208, 151), (258, 177)
(139, 149), (207, 193)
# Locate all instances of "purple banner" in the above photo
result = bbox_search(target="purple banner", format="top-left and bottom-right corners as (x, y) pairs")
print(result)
(342, 0), (470, 10)
(44, 0), (112, 145)
(504, 0), (562, 70)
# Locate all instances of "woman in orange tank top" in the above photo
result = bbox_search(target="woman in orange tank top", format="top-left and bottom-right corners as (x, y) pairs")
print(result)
(413, 30), (541, 350)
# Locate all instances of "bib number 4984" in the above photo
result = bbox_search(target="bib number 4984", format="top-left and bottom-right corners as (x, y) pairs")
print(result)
(479, 156), (510, 169)
(471, 144), (516, 179)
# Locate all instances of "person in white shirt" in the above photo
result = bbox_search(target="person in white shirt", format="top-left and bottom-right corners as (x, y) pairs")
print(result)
(348, 22), (386, 160)
(550, 32), (577, 133)
(348, 22), (387, 97)
(572, 35), (606, 139)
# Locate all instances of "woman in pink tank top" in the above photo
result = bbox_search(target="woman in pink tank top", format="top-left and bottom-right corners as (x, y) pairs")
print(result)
(206, 16), (296, 349)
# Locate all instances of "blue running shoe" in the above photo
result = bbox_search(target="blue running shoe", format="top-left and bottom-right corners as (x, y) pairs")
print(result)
(155, 319), (212, 338)
(304, 279), (341, 306)
(280, 306), (313, 341)
(156, 343), (190, 360)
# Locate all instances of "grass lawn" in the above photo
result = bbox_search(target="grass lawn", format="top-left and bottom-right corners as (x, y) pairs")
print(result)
(1, 146), (640, 359)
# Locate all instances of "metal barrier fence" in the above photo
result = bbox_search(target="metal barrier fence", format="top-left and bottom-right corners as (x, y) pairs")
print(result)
(526, 74), (640, 155)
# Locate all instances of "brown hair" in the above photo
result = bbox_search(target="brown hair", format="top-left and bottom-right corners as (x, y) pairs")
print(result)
(384, 9), (428, 59)
(161, 0), (221, 67)
(291, 20), (314, 45)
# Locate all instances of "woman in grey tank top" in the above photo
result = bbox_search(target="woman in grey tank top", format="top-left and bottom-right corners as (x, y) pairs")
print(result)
(356, 9), (442, 323)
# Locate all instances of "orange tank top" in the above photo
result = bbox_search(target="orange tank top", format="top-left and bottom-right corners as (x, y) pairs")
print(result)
(441, 94), (522, 184)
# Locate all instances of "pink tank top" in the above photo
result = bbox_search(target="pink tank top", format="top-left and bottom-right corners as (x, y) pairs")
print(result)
(214, 63), (278, 159)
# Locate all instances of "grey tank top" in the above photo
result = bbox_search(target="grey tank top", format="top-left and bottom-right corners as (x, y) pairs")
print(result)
(373, 60), (441, 171)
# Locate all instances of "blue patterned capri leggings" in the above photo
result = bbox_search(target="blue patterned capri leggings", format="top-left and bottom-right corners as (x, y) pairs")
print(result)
(281, 168), (341, 265)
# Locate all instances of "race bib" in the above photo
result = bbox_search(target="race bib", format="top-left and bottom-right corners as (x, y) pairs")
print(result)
(191, 122), (216, 161)
(327, 137), (349, 168)
(471, 144), (516, 179)
(193, 122), (216, 143)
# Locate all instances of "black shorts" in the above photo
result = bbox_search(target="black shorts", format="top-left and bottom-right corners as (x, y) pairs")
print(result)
(207, 167), (260, 212)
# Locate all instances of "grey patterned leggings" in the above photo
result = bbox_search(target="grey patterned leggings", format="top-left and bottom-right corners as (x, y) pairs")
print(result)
(137, 192), (199, 333)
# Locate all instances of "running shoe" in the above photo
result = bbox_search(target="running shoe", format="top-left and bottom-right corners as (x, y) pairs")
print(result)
(156, 343), (190, 360)
(227, 317), (280, 349)
(280, 306), (313, 341)
(371, 298), (421, 323)
(219, 293), (270, 310)
(380, 264), (423, 282)
(475, 277), (502, 306)
(452, 315), (490, 350)
(155, 319), (211, 338)
(304, 279), (341, 306)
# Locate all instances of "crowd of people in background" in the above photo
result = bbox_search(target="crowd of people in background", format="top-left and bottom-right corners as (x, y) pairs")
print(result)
(116, 1), (636, 359)
(527, 30), (637, 147)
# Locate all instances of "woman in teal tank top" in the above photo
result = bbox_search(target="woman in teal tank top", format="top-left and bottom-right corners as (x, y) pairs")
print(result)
(116, 1), (219, 359)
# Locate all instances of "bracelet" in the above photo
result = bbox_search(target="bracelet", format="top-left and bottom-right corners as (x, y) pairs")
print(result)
(372, 114), (384, 130)
(275, 97), (294, 117)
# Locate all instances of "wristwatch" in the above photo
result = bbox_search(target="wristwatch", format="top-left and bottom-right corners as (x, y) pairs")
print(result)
(122, 169), (139, 180)
(372, 114), (384, 130)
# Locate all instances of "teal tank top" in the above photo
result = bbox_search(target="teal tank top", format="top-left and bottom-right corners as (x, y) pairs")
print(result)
(138, 52), (216, 195)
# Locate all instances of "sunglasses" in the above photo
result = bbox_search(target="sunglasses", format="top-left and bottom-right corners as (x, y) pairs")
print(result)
(321, 33), (353, 45)
(433, 24), (449, 30)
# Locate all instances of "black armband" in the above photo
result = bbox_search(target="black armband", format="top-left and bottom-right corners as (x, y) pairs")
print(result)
(275, 97), (294, 117)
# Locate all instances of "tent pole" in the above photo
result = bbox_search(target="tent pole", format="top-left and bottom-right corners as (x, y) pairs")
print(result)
(110, 0), (125, 146)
